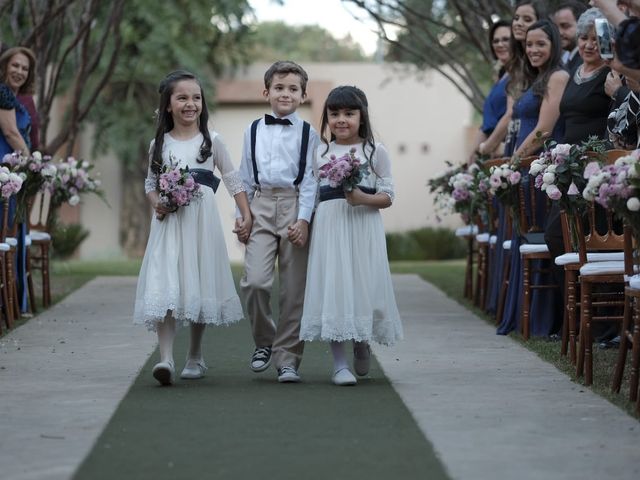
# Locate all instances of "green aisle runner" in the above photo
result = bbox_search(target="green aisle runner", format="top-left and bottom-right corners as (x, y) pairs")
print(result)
(74, 302), (450, 479)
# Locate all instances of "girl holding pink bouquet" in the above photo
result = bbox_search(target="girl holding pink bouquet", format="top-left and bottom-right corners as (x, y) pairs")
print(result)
(300, 86), (403, 386)
(134, 70), (252, 386)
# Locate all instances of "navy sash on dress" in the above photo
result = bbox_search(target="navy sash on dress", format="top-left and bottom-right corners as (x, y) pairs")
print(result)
(190, 168), (220, 193)
(319, 185), (376, 202)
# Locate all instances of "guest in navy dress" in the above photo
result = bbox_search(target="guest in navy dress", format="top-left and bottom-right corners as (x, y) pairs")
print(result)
(0, 47), (36, 314)
(467, 20), (511, 164)
(483, 1), (547, 316)
(498, 20), (569, 336)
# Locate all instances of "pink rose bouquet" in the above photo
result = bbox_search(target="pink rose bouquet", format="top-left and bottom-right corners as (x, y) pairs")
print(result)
(156, 164), (202, 221)
(318, 147), (369, 191)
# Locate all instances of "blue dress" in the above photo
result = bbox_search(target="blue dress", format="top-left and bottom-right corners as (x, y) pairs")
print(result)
(0, 83), (32, 313)
(481, 75), (508, 136)
(483, 76), (509, 315)
(497, 87), (563, 336)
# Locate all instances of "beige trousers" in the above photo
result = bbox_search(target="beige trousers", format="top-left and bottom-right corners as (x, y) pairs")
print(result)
(240, 187), (309, 369)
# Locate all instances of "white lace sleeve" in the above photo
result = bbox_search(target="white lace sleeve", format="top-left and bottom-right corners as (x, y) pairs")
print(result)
(144, 140), (158, 194)
(212, 133), (245, 196)
(222, 171), (245, 196)
(373, 143), (395, 202)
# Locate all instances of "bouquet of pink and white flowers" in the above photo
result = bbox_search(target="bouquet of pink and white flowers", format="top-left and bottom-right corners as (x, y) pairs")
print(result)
(488, 159), (522, 208)
(529, 137), (606, 215)
(318, 147), (369, 191)
(156, 164), (202, 221)
(0, 165), (24, 199)
(582, 149), (640, 235)
(46, 156), (103, 209)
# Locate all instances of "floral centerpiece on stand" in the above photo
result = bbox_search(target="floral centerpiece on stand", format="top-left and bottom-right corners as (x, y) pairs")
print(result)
(318, 147), (369, 191)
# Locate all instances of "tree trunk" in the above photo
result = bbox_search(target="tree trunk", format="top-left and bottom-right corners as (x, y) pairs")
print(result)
(119, 142), (150, 257)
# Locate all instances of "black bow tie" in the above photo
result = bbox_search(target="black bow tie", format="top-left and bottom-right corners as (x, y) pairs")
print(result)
(264, 114), (292, 126)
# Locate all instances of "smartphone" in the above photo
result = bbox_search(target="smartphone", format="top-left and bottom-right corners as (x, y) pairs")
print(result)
(594, 18), (614, 60)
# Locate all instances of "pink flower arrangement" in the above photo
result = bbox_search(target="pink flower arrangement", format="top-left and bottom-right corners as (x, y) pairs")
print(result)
(582, 149), (640, 236)
(318, 148), (369, 191)
(530, 137), (607, 215)
(0, 165), (23, 199)
(46, 156), (103, 208)
(156, 164), (202, 221)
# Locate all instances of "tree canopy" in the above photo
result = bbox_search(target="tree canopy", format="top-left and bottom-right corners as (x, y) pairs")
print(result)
(248, 21), (369, 62)
(343, 0), (575, 113)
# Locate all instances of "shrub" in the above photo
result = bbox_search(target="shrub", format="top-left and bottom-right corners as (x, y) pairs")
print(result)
(386, 227), (465, 260)
(51, 222), (90, 259)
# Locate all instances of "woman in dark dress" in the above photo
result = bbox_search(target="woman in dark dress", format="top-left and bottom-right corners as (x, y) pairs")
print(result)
(498, 20), (569, 336)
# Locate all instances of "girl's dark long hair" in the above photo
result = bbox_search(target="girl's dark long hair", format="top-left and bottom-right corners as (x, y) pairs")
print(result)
(150, 70), (212, 175)
(320, 85), (376, 163)
(505, 0), (548, 98)
(523, 20), (563, 98)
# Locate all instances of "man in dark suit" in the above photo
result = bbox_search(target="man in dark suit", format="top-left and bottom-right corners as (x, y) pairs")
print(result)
(553, 1), (589, 74)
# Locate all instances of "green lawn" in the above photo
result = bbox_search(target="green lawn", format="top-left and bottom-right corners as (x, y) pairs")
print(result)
(4, 257), (638, 418)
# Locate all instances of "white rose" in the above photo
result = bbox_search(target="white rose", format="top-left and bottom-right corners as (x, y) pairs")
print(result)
(32, 151), (42, 161)
(69, 195), (80, 206)
(546, 164), (557, 173)
(0, 172), (8, 183)
(529, 163), (543, 176)
(82, 161), (90, 169)
(542, 172), (555, 184)
(627, 197), (640, 212)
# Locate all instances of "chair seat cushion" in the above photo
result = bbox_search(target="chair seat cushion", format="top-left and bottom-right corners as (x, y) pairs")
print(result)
(629, 274), (640, 290)
(490, 235), (497, 245)
(519, 243), (549, 254)
(24, 235), (32, 247)
(455, 225), (478, 237)
(579, 260), (625, 276)
(5, 237), (17, 247)
(30, 230), (51, 242)
(476, 233), (490, 243)
(0, 242), (10, 252)
(554, 251), (624, 266)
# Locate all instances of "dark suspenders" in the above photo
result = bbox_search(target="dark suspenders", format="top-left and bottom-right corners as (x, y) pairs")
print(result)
(250, 118), (311, 187)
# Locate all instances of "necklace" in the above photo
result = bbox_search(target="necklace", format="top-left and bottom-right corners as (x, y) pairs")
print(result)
(573, 64), (606, 85)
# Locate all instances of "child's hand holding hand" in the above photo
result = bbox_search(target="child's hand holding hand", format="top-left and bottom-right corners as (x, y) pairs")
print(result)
(287, 220), (309, 247)
(344, 188), (368, 206)
(233, 216), (252, 244)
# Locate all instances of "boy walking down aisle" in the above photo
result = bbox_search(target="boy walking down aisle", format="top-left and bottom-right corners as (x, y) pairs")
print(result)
(235, 61), (319, 383)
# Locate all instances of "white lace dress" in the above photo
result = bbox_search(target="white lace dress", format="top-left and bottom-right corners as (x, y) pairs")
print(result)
(300, 142), (403, 345)
(133, 131), (245, 330)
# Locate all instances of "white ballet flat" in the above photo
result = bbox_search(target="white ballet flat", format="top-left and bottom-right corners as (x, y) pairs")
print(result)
(180, 359), (207, 380)
(152, 361), (175, 386)
(332, 367), (357, 386)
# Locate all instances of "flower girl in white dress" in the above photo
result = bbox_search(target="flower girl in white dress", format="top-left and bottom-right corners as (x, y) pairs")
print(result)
(134, 71), (252, 386)
(300, 86), (403, 386)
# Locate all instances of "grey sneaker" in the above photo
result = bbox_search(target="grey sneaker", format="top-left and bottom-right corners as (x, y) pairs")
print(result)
(277, 366), (301, 383)
(250, 346), (272, 372)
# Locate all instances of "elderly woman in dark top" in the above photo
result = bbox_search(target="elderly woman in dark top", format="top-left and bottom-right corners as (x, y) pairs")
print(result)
(559, 8), (612, 144)
(0, 46), (36, 157)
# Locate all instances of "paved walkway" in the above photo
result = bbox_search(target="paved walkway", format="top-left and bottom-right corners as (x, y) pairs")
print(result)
(0, 275), (639, 480)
